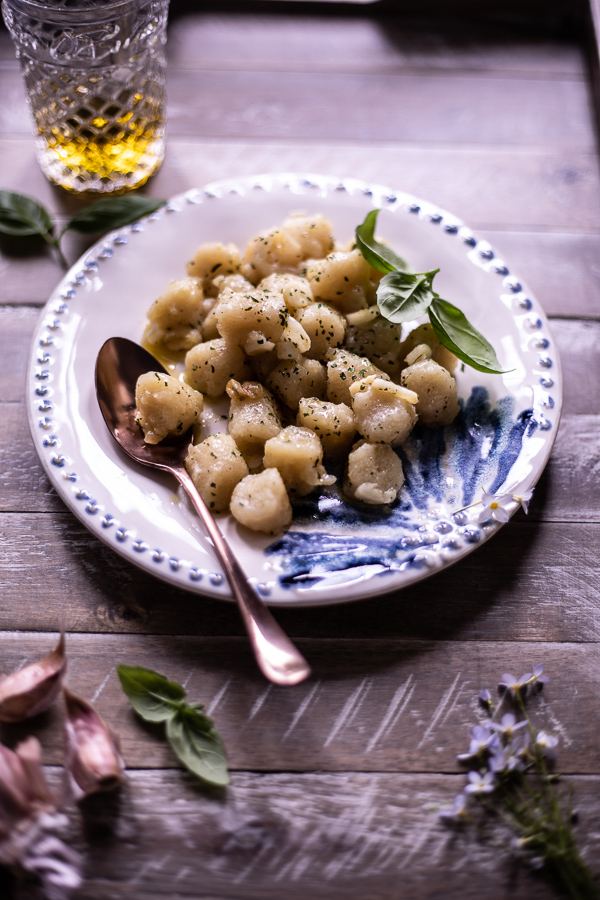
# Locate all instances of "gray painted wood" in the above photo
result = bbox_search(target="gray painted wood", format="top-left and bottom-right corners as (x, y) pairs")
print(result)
(1, 514), (600, 642)
(11, 769), (595, 900)
(165, 13), (588, 76)
(3, 64), (594, 148)
(0, 634), (597, 773)
(1, 6), (599, 897)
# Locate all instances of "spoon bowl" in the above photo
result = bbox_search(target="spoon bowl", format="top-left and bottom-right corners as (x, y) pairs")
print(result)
(95, 337), (311, 686)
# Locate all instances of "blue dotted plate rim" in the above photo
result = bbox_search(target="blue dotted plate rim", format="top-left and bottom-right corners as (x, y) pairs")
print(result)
(26, 172), (562, 606)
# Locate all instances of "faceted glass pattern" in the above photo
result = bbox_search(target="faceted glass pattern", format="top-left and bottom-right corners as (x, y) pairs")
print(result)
(2, 0), (169, 193)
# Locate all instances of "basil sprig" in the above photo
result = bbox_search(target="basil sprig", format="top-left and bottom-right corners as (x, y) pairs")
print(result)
(377, 268), (439, 323)
(117, 664), (229, 787)
(0, 190), (165, 268)
(355, 208), (409, 273)
(65, 194), (166, 235)
(0, 190), (54, 238)
(355, 209), (506, 374)
(429, 297), (504, 374)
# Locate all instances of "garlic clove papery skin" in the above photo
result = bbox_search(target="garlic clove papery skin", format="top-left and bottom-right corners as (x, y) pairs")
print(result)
(0, 633), (67, 723)
(0, 738), (55, 841)
(63, 689), (125, 799)
(15, 737), (55, 811)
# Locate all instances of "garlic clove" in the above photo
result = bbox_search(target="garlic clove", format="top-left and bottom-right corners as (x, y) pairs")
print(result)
(0, 743), (31, 837)
(0, 738), (54, 840)
(0, 633), (67, 723)
(63, 689), (125, 799)
(15, 737), (55, 811)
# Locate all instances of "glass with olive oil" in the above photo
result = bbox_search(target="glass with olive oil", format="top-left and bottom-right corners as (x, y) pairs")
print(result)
(2, 0), (169, 194)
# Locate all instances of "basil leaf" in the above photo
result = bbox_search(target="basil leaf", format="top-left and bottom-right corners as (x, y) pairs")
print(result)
(429, 296), (506, 374)
(376, 268), (439, 323)
(117, 664), (186, 723)
(0, 190), (54, 238)
(167, 707), (229, 787)
(355, 209), (409, 274)
(65, 195), (166, 235)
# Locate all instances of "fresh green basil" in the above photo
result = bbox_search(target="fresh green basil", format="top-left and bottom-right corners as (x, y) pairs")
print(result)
(166, 708), (229, 787)
(355, 209), (409, 274)
(354, 211), (505, 373)
(117, 663), (229, 787)
(0, 190), (54, 238)
(429, 297), (505, 374)
(0, 188), (166, 267)
(64, 195), (166, 236)
(376, 268), (439, 323)
(117, 664), (186, 722)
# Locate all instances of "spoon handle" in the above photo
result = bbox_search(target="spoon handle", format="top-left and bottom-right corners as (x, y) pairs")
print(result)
(174, 466), (311, 686)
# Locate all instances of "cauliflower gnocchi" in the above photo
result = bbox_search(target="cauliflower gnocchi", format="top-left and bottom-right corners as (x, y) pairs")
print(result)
(143, 278), (206, 353)
(345, 440), (405, 505)
(138, 213), (461, 534)
(186, 242), (240, 295)
(230, 468), (292, 534)
(135, 372), (203, 444)
(185, 433), (248, 513)
(296, 398), (356, 460)
(226, 379), (282, 466)
(401, 345), (460, 426)
(350, 375), (418, 447)
(263, 426), (335, 497)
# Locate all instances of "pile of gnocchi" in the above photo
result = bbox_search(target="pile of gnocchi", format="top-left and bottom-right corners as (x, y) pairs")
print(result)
(134, 213), (460, 534)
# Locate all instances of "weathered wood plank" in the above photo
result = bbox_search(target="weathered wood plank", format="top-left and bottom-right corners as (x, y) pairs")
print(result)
(0, 767), (595, 900)
(480, 229), (600, 319)
(0, 634), (598, 775)
(2, 65), (593, 149)
(165, 13), (587, 76)
(0, 402), (61, 512)
(0, 13), (587, 75)
(158, 142), (600, 232)
(2, 514), (599, 642)
(29, 770), (598, 900)
(1, 139), (599, 244)
(0, 306), (38, 403)
(553, 319), (600, 411)
(166, 70), (596, 148)
(586, 0), (600, 145)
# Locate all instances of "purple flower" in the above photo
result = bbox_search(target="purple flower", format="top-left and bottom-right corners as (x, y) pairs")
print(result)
(505, 751), (526, 773)
(439, 792), (469, 823)
(535, 731), (558, 760)
(498, 672), (530, 696)
(512, 732), (531, 762)
(490, 713), (528, 741)
(522, 664), (550, 688)
(457, 725), (500, 763)
(464, 770), (496, 795)
(488, 747), (508, 773)
(478, 689), (493, 710)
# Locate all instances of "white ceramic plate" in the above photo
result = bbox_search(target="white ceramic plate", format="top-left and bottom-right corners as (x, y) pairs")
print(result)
(27, 173), (562, 606)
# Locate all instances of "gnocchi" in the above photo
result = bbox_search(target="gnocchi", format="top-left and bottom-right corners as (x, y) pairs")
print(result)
(137, 213), (461, 535)
(135, 372), (203, 444)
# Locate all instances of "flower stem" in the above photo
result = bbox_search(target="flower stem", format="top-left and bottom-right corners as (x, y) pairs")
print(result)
(42, 233), (68, 269)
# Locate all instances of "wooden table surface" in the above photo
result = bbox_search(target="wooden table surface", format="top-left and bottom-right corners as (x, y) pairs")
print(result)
(1, 3), (600, 898)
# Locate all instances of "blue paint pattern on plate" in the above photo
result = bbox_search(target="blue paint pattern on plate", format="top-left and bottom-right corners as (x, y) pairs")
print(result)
(266, 387), (534, 590)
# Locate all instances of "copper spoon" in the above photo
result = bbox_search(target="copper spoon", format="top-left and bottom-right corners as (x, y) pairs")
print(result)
(95, 337), (311, 686)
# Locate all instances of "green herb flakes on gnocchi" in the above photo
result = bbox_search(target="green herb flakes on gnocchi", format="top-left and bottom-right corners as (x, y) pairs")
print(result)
(135, 212), (471, 535)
